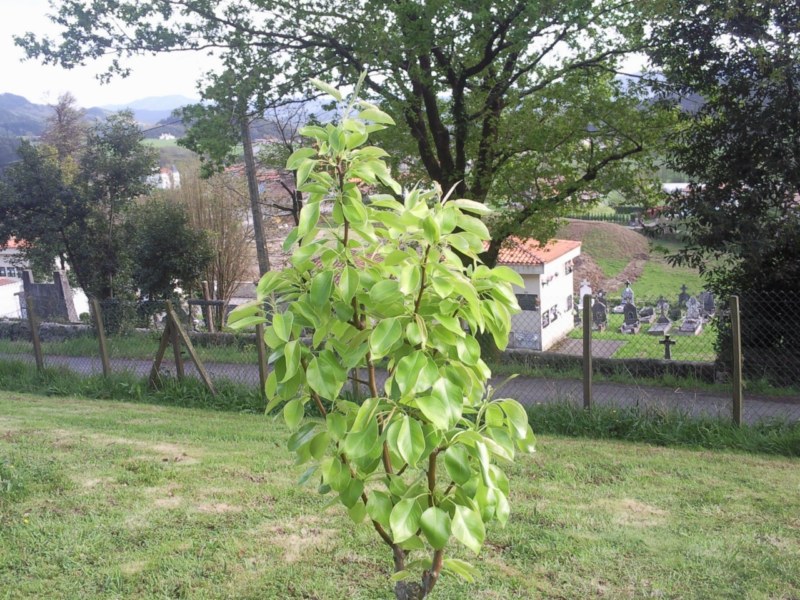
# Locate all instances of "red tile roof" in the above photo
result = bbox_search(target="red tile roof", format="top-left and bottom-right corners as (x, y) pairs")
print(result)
(0, 277), (19, 286)
(495, 237), (581, 266)
(3, 238), (25, 249)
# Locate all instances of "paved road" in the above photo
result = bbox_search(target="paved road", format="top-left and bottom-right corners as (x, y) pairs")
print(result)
(3, 352), (798, 425)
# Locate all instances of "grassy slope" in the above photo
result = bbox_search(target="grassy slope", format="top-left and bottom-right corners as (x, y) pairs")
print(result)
(2, 393), (799, 599)
(557, 221), (705, 298)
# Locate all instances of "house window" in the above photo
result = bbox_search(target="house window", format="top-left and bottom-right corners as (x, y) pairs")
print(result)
(0, 267), (6, 277)
(516, 293), (540, 312)
(6, 267), (17, 278)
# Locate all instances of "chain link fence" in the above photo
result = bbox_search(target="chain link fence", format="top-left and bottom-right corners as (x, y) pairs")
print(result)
(0, 291), (798, 426)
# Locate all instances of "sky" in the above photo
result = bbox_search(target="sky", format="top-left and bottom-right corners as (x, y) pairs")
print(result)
(0, 0), (209, 107)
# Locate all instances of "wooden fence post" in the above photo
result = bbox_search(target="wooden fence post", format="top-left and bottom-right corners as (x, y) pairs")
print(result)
(256, 323), (268, 397)
(25, 295), (44, 371)
(165, 302), (217, 396)
(582, 294), (593, 410)
(91, 298), (111, 378)
(730, 295), (743, 426)
(166, 301), (186, 380)
(201, 281), (215, 333)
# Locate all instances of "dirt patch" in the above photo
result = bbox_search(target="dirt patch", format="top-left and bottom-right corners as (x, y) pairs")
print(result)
(606, 498), (667, 527)
(153, 496), (183, 509)
(256, 515), (336, 563)
(558, 220), (651, 294)
(196, 502), (243, 514)
(120, 561), (146, 576)
(74, 432), (201, 464)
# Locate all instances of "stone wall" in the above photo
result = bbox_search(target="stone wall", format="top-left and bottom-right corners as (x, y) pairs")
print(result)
(21, 270), (78, 322)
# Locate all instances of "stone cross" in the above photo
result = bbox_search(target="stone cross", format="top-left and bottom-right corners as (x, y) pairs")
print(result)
(659, 334), (676, 360)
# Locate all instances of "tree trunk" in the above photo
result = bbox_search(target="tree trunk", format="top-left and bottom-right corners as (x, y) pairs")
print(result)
(240, 116), (270, 276)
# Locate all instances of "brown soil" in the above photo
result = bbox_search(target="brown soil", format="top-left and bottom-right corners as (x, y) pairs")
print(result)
(557, 220), (651, 294)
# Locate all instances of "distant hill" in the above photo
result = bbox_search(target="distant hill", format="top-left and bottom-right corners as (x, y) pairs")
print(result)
(99, 95), (198, 124)
(0, 93), (51, 137)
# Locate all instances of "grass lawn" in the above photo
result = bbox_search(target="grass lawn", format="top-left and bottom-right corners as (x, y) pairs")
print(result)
(2, 393), (799, 599)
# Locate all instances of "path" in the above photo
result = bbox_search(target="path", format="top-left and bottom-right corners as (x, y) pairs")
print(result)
(2, 352), (797, 425)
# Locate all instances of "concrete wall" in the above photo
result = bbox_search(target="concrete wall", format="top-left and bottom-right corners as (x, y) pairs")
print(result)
(0, 280), (23, 319)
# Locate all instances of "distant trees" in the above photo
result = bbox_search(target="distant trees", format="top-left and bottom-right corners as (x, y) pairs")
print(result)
(0, 99), (216, 306)
(164, 162), (257, 313)
(18, 0), (671, 263)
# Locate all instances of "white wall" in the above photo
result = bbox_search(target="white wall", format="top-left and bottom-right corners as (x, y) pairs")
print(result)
(0, 281), (23, 319)
(506, 246), (581, 351)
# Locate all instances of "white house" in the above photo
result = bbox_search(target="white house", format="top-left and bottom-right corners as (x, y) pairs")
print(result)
(497, 237), (582, 351)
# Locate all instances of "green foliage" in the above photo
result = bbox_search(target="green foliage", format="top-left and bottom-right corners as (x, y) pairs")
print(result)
(18, 0), (673, 263)
(229, 80), (533, 598)
(648, 0), (800, 382)
(128, 198), (214, 299)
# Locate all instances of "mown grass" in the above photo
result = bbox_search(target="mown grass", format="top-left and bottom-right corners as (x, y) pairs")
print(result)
(1, 393), (799, 599)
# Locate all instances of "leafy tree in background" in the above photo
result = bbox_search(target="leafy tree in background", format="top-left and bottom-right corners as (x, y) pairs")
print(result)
(229, 78), (534, 600)
(648, 0), (800, 382)
(128, 198), (214, 301)
(17, 0), (670, 263)
(0, 110), (157, 300)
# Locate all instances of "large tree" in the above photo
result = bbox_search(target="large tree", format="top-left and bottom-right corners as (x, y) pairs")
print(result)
(648, 0), (800, 381)
(0, 110), (158, 300)
(17, 0), (668, 262)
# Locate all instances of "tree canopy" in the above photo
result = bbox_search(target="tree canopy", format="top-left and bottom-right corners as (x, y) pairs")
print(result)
(648, 0), (800, 295)
(17, 0), (669, 261)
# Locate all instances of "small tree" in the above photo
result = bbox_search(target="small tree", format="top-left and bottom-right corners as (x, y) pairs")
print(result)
(229, 79), (534, 599)
(128, 198), (214, 301)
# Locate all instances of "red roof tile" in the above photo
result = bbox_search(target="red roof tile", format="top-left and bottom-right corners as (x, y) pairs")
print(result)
(495, 237), (581, 266)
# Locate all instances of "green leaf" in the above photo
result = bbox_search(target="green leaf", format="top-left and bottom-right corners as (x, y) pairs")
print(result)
(309, 431), (330, 460)
(343, 416), (379, 459)
(340, 477), (364, 508)
(339, 266), (359, 302)
(326, 413), (347, 441)
(416, 394), (450, 431)
(422, 215), (441, 244)
(366, 491), (393, 528)
(283, 398), (304, 430)
(281, 340), (300, 383)
(310, 270), (334, 308)
(286, 147), (317, 170)
(420, 506), (451, 550)
(390, 498), (422, 543)
(358, 107), (395, 125)
(296, 158), (317, 188)
(306, 350), (346, 400)
(272, 313), (294, 343)
(442, 558), (477, 583)
(296, 201), (320, 239)
(398, 263), (421, 296)
(394, 351), (429, 396)
(396, 416), (425, 467)
(444, 445), (472, 485)
(451, 199), (492, 215)
(309, 78), (342, 101)
(348, 501), (367, 523)
(500, 399), (530, 440)
(452, 505), (485, 554)
(287, 422), (316, 452)
(495, 489), (511, 527)
(369, 317), (403, 358)
(490, 265), (524, 288)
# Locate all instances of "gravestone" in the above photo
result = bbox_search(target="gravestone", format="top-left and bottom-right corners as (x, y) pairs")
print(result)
(620, 302), (640, 334)
(678, 284), (690, 308)
(656, 296), (670, 315)
(21, 270), (79, 322)
(677, 296), (703, 335)
(649, 297), (673, 335)
(638, 305), (655, 324)
(622, 282), (634, 305)
(578, 280), (592, 309)
(592, 299), (607, 331)
(698, 290), (716, 319)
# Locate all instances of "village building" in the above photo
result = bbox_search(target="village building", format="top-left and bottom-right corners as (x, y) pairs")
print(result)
(497, 237), (582, 351)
